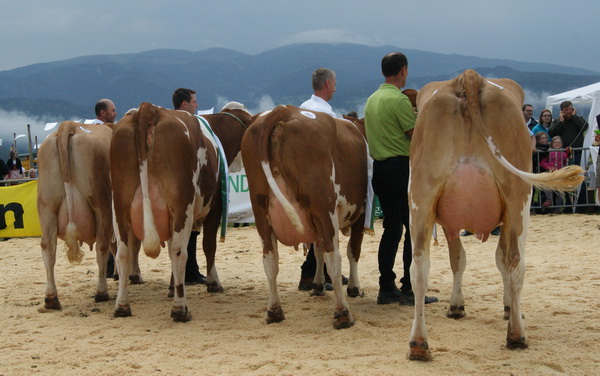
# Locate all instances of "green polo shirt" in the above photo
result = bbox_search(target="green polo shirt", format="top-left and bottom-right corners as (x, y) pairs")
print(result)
(364, 84), (416, 160)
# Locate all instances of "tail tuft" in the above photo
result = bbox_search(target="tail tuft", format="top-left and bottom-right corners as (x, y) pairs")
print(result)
(65, 223), (84, 264)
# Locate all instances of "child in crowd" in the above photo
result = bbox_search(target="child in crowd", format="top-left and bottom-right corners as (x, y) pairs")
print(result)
(540, 136), (568, 212)
(533, 132), (551, 210)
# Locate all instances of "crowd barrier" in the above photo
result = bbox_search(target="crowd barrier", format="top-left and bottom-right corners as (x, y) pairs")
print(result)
(531, 146), (599, 213)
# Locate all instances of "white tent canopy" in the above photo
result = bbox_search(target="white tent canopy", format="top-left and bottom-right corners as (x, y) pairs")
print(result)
(545, 81), (600, 149)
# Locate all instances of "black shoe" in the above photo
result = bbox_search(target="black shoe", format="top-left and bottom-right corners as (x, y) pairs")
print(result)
(185, 272), (207, 285)
(377, 288), (403, 304)
(491, 227), (501, 236)
(461, 230), (473, 237)
(399, 290), (439, 306)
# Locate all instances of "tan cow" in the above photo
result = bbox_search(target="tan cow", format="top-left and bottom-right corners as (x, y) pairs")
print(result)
(407, 69), (584, 360)
(37, 121), (114, 309)
(241, 105), (368, 329)
(110, 102), (254, 321)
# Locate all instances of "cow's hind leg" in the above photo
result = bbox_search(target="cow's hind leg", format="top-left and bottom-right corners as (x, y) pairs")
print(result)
(408, 210), (435, 361)
(40, 220), (61, 310)
(169, 231), (192, 322)
(94, 239), (110, 302)
(128, 239), (144, 284)
(202, 211), (224, 293)
(310, 244), (327, 296)
(263, 233), (284, 323)
(496, 224), (528, 349)
(444, 231), (466, 318)
(346, 218), (364, 298)
(113, 236), (133, 317)
(324, 248), (354, 329)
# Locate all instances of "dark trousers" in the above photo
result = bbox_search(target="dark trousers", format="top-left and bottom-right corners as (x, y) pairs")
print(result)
(372, 156), (412, 292)
(186, 231), (200, 277)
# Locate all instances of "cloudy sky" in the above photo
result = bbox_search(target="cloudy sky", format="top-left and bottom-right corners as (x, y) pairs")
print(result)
(1, 0), (599, 72)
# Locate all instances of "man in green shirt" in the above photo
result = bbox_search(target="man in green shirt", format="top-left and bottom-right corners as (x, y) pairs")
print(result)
(365, 52), (437, 305)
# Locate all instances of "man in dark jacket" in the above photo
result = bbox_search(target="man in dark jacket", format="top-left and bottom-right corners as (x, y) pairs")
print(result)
(549, 100), (589, 164)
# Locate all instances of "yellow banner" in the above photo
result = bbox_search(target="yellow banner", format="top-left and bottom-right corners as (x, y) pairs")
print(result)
(0, 180), (41, 237)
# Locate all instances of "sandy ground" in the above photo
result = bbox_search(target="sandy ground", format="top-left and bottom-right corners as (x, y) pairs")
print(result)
(1, 214), (599, 375)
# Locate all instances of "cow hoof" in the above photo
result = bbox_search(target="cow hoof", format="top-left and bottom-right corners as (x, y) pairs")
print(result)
(114, 305), (132, 317)
(266, 308), (285, 324)
(310, 284), (326, 296)
(506, 336), (528, 349)
(447, 305), (465, 319)
(129, 275), (144, 284)
(503, 306), (525, 320)
(206, 282), (224, 293)
(171, 307), (192, 322)
(94, 292), (110, 302)
(44, 296), (62, 310)
(346, 287), (364, 298)
(408, 340), (431, 361)
(333, 309), (355, 329)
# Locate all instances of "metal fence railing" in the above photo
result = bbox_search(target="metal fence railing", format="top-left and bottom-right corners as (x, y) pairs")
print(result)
(531, 146), (597, 213)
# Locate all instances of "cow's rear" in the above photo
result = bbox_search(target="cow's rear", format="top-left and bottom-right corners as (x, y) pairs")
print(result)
(242, 105), (368, 329)
(407, 70), (583, 360)
(37, 121), (114, 309)
(110, 102), (220, 322)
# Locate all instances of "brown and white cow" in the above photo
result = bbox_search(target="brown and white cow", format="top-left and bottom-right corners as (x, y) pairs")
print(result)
(407, 69), (584, 360)
(110, 102), (254, 321)
(37, 121), (114, 309)
(241, 105), (368, 329)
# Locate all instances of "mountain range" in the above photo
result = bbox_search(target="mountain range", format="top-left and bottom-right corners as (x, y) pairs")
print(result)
(1, 43), (599, 122)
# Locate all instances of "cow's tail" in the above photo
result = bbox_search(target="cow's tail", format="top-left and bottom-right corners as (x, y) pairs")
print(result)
(135, 102), (161, 258)
(56, 122), (84, 264)
(258, 106), (305, 234)
(461, 69), (584, 192)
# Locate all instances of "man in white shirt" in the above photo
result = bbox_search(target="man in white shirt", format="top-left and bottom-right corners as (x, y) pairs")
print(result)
(300, 68), (337, 118)
(297, 68), (348, 291)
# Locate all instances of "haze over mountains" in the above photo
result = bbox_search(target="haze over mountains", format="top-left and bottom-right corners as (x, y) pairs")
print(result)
(1, 43), (599, 157)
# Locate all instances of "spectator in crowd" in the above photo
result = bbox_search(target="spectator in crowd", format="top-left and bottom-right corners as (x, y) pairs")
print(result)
(364, 52), (437, 306)
(533, 132), (550, 173)
(540, 136), (569, 212)
(171, 88), (206, 287)
(0, 156), (8, 182)
(297, 68), (348, 291)
(548, 101), (588, 165)
(548, 100), (589, 210)
(533, 132), (551, 211)
(592, 114), (600, 189)
(6, 151), (24, 180)
(532, 109), (553, 138)
(92, 99), (117, 124)
(90, 99), (117, 277)
(523, 104), (538, 130)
